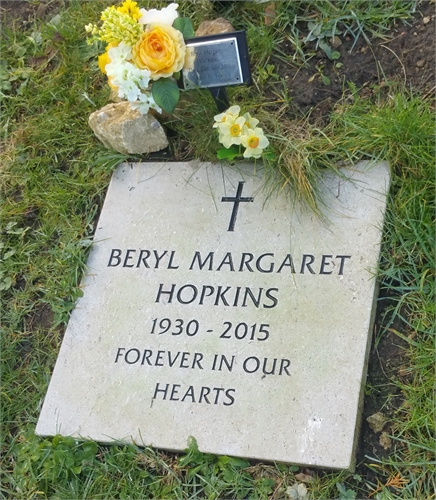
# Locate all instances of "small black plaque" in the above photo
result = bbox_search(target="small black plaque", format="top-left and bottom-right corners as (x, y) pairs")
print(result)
(181, 31), (251, 90)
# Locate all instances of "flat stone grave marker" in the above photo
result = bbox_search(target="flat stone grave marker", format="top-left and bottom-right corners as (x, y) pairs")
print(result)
(36, 160), (390, 470)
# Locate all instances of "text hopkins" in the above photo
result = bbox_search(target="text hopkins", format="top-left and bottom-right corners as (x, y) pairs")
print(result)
(155, 283), (279, 308)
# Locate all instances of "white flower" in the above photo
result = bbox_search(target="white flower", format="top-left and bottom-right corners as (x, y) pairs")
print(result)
(130, 66), (151, 90)
(107, 42), (132, 62)
(138, 3), (179, 26)
(131, 93), (162, 115)
(105, 57), (152, 103)
(105, 59), (126, 80)
(241, 127), (269, 158)
(106, 63), (139, 100)
(118, 79), (141, 101)
(105, 61), (126, 87)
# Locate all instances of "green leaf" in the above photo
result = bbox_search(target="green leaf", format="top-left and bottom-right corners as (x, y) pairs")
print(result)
(52, 435), (62, 446)
(0, 79), (11, 92)
(0, 65), (9, 80)
(336, 482), (357, 500)
(151, 78), (180, 114)
(3, 250), (15, 260)
(15, 45), (27, 58)
(318, 40), (332, 59)
(321, 74), (331, 85)
(79, 41), (103, 61)
(331, 50), (341, 60)
(82, 441), (98, 458)
(179, 436), (200, 467)
(223, 468), (236, 482)
(218, 455), (250, 469)
(217, 145), (241, 160)
(1, 276), (13, 290)
(187, 463), (205, 479)
(173, 18), (194, 39)
(263, 151), (276, 161)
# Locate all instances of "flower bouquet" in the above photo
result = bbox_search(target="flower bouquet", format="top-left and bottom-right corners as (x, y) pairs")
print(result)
(86, 1), (272, 160)
(86, 1), (194, 114)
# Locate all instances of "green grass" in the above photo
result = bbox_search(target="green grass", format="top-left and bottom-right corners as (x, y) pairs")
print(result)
(365, 159), (435, 499)
(1, 1), (434, 499)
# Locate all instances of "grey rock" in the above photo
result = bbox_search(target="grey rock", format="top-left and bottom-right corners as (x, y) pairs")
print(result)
(379, 432), (392, 450)
(330, 35), (342, 48)
(109, 89), (122, 103)
(366, 412), (387, 433)
(88, 102), (168, 154)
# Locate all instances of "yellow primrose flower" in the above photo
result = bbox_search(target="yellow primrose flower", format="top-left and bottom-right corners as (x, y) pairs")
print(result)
(117, 0), (141, 21)
(241, 127), (269, 158)
(243, 112), (259, 130)
(213, 105), (240, 129)
(219, 116), (247, 148)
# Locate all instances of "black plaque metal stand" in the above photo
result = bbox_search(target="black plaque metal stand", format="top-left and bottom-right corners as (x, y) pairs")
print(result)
(209, 87), (230, 112)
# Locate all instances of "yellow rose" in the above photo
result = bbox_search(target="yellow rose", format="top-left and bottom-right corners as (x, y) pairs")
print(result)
(132, 23), (185, 80)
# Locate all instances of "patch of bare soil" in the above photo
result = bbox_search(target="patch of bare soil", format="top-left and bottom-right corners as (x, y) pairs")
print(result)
(270, 2), (435, 121)
(355, 292), (411, 484)
(0, 0), (64, 28)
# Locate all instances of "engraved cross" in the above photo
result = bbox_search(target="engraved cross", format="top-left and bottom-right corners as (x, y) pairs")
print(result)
(221, 181), (253, 232)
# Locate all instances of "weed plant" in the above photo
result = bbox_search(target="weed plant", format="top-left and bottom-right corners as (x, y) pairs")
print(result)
(1, 1), (434, 499)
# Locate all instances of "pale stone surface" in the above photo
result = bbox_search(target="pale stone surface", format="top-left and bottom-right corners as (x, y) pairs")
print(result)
(108, 89), (122, 103)
(36, 160), (390, 470)
(195, 18), (235, 36)
(88, 102), (168, 154)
